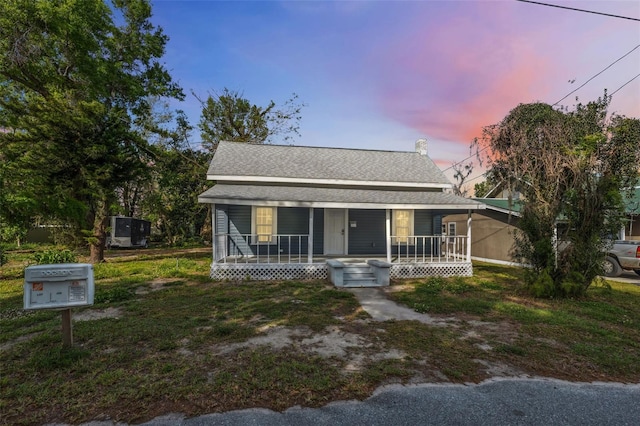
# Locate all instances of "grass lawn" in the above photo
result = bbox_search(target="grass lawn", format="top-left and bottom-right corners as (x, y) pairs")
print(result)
(2, 247), (640, 425)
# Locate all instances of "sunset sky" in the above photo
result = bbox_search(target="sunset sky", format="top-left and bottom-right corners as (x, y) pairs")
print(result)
(150, 0), (640, 184)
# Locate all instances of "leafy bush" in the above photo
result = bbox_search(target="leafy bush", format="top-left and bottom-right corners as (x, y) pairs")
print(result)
(560, 271), (587, 298)
(94, 286), (134, 304)
(526, 267), (594, 298)
(33, 248), (78, 264)
(526, 269), (555, 298)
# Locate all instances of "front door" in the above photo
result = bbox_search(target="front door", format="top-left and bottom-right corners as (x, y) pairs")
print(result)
(324, 209), (346, 255)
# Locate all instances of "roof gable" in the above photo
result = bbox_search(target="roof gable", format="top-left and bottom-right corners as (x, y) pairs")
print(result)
(207, 141), (452, 188)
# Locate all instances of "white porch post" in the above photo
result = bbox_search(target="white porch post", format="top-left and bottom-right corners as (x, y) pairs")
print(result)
(466, 210), (472, 262)
(308, 208), (314, 264)
(386, 209), (392, 263)
(211, 204), (217, 264)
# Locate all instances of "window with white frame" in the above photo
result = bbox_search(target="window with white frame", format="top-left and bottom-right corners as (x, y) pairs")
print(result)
(393, 209), (414, 244)
(447, 222), (456, 243)
(252, 206), (277, 243)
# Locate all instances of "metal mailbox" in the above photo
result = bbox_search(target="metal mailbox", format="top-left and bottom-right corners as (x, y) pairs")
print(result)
(24, 263), (95, 310)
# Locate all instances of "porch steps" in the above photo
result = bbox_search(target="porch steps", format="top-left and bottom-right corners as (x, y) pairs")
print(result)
(342, 264), (379, 287)
(327, 260), (391, 287)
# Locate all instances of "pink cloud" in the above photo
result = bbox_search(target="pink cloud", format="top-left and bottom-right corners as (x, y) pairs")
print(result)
(363, 2), (636, 145)
(368, 4), (554, 146)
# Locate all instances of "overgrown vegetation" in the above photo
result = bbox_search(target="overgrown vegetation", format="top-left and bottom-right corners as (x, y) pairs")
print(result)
(33, 248), (78, 265)
(0, 0), (185, 263)
(196, 88), (304, 153)
(2, 248), (640, 425)
(480, 94), (640, 297)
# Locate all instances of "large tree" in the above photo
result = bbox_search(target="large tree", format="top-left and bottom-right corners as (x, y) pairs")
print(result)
(0, 0), (183, 262)
(196, 88), (304, 153)
(135, 106), (211, 246)
(482, 94), (640, 297)
(142, 146), (210, 245)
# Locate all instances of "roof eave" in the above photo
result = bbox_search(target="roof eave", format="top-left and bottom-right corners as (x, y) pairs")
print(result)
(207, 175), (452, 189)
(198, 196), (484, 210)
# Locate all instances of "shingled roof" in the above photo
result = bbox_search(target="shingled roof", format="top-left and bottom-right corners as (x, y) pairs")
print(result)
(206, 141), (452, 188)
(199, 141), (485, 210)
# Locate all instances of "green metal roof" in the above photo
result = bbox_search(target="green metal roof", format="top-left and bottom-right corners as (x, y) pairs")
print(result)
(473, 198), (523, 215)
(477, 186), (640, 216)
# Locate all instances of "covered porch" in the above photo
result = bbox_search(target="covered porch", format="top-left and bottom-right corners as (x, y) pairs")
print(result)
(208, 206), (475, 282)
(197, 140), (486, 283)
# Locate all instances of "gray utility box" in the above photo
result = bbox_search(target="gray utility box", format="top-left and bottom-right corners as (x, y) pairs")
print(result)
(24, 263), (95, 310)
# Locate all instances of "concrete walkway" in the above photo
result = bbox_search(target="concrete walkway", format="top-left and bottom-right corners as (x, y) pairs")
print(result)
(607, 270), (640, 285)
(346, 287), (452, 325)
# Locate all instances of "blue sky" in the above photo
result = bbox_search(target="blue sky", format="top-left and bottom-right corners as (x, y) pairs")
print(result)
(150, 0), (640, 184)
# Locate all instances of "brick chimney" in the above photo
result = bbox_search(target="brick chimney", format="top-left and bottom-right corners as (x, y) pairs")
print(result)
(415, 138), (428, 156)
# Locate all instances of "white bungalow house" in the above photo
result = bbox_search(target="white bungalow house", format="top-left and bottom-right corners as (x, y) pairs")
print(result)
(198, 139), (485, 286)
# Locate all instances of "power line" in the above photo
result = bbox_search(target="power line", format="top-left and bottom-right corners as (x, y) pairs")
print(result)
(465, 171), (488, 185)
(441, 146), (488, 173)
(611, 73), (640, 96)
(516, 0), (640, 22)
(445, 15), (639, 176)
(446, 45), (638, 174)
(446, 64), (639, 177)
(553, 44), (640, 106)
(451, 70), (639, 183)
(445, 43), (639, 171)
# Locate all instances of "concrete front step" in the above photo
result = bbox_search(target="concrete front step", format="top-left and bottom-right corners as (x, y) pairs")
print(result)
(344, 265), (371, 272)
(344, 272), (376, 279)
(327, 260), (391, 287)
(342, 279), (384, 288)
(344, 264), (378, 287)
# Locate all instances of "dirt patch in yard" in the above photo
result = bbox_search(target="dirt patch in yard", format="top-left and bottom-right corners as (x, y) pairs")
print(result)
(205, 324), (405, 374)
(74, 307), (123, 321)
(193, 313), (530, 382)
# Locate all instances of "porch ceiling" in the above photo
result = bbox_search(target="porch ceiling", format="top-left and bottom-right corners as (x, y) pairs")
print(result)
(198, 184), (486, 210)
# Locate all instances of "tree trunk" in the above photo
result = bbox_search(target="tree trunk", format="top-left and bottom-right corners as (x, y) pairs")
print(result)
(200, 205), (212, 245)
(89, 199), (109, 264)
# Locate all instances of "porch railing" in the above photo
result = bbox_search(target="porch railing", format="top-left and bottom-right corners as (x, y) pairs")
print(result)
(391, 235), (468, 263)
(214, 233), (310, 264)
(213, 233), (469, 264)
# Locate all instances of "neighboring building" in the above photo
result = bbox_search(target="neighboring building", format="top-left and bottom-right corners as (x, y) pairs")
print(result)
(445, 186), (640, 266)
(620, 187), (640, 240)
(444, 198), (522, 265)
(198, 140), (485, 284)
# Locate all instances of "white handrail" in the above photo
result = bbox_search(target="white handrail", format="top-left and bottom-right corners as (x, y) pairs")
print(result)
(390, 235), (467, 263)
(214, 233), (309, 264)
(214, 233), (469, 264)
